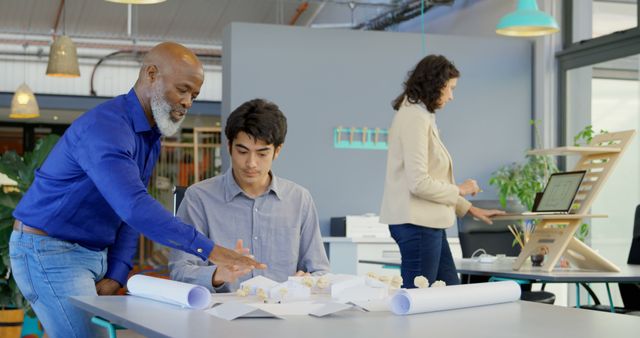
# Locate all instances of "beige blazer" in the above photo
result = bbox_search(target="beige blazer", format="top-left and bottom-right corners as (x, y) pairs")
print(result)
(379, 99), (471, 229)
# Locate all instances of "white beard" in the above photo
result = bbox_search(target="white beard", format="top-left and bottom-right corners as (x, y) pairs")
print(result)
(151, 85), (185, 137)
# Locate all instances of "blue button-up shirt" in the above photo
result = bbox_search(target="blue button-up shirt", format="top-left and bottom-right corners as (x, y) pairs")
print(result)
(169, 169), (329, 292)
(13, 88), (214, 286)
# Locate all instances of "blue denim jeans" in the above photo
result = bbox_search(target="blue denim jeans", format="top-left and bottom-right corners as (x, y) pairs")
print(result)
(9, 230), (108, 338)
(389, 223), (460, 288)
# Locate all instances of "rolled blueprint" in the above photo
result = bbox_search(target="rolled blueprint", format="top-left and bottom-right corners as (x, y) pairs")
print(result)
(127, 274), (211, 310)
(390, 281), (521, 315)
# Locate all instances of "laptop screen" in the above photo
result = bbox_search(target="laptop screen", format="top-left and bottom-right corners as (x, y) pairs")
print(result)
(535, 171), (587, 212)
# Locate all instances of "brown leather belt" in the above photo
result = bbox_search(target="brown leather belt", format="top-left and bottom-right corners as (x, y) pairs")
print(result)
(13, 220), (48, 236)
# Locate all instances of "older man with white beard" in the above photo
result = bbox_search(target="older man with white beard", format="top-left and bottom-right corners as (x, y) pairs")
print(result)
(10, 42), (265, 338)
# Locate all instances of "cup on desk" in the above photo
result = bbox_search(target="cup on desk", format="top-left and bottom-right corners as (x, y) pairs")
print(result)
(530, 254), (544, 267)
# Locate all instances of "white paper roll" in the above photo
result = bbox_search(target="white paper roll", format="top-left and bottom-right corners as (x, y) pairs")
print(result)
(127, 274), (211, 310)
(390, 281), (521, 315)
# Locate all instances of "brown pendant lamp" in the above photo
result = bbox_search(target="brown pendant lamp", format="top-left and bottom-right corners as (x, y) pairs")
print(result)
(47, 0), (80, 77)
(46, 35), (80, 78)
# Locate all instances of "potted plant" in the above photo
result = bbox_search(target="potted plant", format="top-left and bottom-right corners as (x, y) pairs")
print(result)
(489, 120), (558, 212)
(488, 153), (558, 212)
(489, 124), (603, 247)
(0, 135), (59, 337)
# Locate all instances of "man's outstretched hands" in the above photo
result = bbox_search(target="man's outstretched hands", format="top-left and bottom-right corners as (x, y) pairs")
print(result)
(210, 239), (265, 287)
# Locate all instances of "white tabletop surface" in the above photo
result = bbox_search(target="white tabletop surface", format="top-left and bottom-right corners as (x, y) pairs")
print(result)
(71, 295), (640, 338)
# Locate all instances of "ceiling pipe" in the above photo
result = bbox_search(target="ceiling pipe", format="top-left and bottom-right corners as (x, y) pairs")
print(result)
(51, 0), (65, 39)
(90, 50), (136, 96)
(306, 0), (395, 8)
(289, 2), (310, 25)
(354, 0), (454, 31)
(88, 49), (220, 97)
(0, 37), (221, 57)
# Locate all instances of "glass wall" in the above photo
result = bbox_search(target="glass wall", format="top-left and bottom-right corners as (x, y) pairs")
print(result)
(567, 54), (640, 262)
(560, 0), (640, 307)
(593, 0), (638, 38)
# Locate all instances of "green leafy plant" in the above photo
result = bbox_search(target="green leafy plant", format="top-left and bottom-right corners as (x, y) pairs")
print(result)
(489, 120), (558, 210)
(0, 135), (59, 314)
(574, 222), (590, 242)
(573, 125), (607, 146)
(490, 123), (606, 245)
(488, 154), (558, 210)
(572, 125), (607, 241)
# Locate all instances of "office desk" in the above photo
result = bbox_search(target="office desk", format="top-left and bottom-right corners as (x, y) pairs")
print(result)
(455, 258), (640, 283)
(361, 257), (640, 310)
(360, 258), (640, 283)
(70, 295), (640, 338)
(456, 258), (640, 310)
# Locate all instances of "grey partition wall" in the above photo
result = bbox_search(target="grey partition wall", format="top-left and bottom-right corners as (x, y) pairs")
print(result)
(223, 23), (532, 235)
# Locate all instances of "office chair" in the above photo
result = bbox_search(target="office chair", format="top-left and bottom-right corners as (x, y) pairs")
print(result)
(173, 185), (187, 216)
(577, 204), (640, 315)
(457, 200), (556, 304)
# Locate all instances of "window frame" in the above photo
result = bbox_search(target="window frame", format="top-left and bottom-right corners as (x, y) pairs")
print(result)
(556, 0), (640, 168)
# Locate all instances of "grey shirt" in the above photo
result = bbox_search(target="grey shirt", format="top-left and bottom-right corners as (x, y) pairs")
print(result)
(169, 169), (330, 292)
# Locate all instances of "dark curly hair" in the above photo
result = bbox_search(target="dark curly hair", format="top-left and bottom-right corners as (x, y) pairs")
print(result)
(392, 54), (459, 113)
(225, 98), (287, 148)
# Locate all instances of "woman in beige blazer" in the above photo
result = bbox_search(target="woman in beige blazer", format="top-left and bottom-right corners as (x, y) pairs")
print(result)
(380, 55), (504, 288)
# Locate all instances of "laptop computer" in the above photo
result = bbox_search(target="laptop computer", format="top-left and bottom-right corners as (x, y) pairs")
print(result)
(511, 170), (587, 216)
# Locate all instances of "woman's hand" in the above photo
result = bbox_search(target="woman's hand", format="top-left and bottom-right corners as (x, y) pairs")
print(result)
(458, 179), (480, 196)
(467, 206), (506, 224)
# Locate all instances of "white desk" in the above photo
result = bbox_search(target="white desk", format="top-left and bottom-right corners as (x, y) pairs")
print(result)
(323, 237), (461, 275)
(360, 257), (640, 310)
(455, 258), (640, 283)
(323, 237), (398, 275)
(70, 295), (640, 338)
(358, 258), (640, 283)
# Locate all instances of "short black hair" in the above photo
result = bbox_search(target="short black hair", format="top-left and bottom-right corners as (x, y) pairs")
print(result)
(392, 54), (460, 113)
(225, 99), (287, 148)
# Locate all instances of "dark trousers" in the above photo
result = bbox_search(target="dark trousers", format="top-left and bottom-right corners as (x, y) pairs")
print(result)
(389, 223), (460, 288)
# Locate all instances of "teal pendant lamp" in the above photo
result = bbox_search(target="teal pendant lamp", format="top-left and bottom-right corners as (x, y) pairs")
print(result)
(496, 0), (559, 37)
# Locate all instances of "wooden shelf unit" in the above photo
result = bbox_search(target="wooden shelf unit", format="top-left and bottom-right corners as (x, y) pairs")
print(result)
(508, 130), (635, 272)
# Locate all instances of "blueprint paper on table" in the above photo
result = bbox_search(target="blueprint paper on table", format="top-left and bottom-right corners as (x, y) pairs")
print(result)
(308, 302), (354, 317)
(207, 302), (284, 320)
(349, 298), (391, 312)
(207, 295), (354, 320)
(389, 281), (521, 315)
(127, 275), (211, 310)
(331, 276), (388, 302)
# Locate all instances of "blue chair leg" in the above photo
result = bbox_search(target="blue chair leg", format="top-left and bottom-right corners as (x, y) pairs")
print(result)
(488, 276), (530, 285)
(91, 316), (118, 338)
(605, 283), (615, 313)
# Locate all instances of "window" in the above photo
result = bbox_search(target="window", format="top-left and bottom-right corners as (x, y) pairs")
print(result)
(559, 0), (640, 287)
(566, 54), (640, 244)
(592, 0), (638, 38)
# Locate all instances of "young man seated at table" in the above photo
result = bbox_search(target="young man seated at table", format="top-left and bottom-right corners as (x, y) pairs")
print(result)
(169, 98), (330, 292)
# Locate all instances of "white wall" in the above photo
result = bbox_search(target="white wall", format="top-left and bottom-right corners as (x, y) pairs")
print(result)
(397, 0), (563, 150)
(223, 22), (533, 236)
(0, 52), (222, 100)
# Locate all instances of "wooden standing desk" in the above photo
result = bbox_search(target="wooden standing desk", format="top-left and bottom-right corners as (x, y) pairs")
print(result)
(493, 130), (637, 273)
